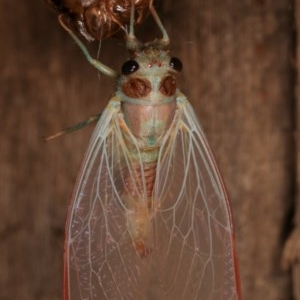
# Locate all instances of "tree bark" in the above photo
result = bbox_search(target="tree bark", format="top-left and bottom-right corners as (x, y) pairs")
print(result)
(281, 1), (300, 299)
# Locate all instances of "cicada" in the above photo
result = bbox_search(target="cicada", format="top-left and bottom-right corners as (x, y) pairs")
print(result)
(45, 0), (151, 40)
(57, 1), (242, 299)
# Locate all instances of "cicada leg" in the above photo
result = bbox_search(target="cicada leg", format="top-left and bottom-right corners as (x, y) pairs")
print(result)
(148, 0), (169, 46)
(126, 0), (169, 51)
(58, 15), (118, 78)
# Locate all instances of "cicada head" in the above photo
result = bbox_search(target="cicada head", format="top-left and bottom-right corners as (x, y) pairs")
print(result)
(118, 47), (182, 108)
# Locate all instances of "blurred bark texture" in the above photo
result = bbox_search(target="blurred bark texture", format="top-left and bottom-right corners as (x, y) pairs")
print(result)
(0, 0), (299, 299)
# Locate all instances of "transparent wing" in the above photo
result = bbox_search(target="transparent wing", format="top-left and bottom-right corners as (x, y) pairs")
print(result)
(64, 96), (241, 300)
(152, 94), (241, 300)
(64, 100), (153, 300)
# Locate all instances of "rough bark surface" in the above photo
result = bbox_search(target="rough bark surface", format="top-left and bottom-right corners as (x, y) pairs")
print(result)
(281, 1), (300, 299)
(0, 0), (298, 299)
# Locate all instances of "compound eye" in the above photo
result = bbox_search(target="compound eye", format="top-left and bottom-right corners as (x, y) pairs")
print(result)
(122, 60), (139, 75)
(170, 57), (183, 72)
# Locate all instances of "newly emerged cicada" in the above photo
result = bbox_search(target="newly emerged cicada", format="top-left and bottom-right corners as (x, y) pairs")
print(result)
(45, 0), (152, 40)
(50, 1), (242, 299)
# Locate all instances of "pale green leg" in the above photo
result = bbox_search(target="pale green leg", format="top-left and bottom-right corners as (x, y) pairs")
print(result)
(126, 0), (170, 51)
(58, 16), (118, 78)
(149, 0), (169, 46)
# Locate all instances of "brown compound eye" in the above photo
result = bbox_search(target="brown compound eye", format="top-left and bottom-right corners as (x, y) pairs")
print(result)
(159, 76), (176, 96)
(123, 78), (151, 98)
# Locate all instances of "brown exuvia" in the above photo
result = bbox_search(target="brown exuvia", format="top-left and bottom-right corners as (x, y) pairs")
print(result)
(45, 0), (151, 40)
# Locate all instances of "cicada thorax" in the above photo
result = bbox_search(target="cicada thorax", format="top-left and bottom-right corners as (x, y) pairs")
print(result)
(45, 0), (151, 40)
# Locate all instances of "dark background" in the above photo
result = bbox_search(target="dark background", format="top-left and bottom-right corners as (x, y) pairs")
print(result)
(0, 0), (299, 299)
